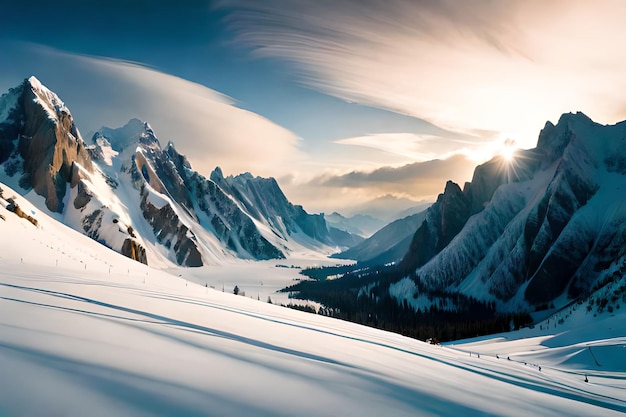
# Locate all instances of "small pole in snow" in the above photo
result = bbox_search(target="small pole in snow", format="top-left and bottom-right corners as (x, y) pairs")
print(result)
(56, 259), (58, 267)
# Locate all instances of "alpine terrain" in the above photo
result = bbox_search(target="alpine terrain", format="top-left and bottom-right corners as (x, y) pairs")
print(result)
(0, 77), (360, 268)
(288, 111), (626, 342)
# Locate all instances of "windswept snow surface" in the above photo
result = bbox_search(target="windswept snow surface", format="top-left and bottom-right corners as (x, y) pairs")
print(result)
(1, 188), (625, 416)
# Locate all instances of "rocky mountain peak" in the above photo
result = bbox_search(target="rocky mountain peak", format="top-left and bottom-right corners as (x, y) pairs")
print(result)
(0, 76), (93, 212)
(25, 76), (72, 122)
(210, 166), (224, 182)
(96, 118), (160, 151)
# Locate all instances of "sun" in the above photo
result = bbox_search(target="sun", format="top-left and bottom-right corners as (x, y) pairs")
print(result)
(500, 144), (517, 163)
(497, 137), (518, 164)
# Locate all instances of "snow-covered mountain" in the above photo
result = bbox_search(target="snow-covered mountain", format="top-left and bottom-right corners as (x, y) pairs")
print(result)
(384, 112), (626, 313)
(0, 77), (357, 267)
(209, 168), (363, 248)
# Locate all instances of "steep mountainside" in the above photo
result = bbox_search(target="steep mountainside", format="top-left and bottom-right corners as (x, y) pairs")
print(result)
(0, 77), (356, 267)
(209, 168), (362, 248)
(0, 77), (148, 264)
(0, 76), (92, 213)
(330, 209), (428, 265)
(388, 112), (626, 312)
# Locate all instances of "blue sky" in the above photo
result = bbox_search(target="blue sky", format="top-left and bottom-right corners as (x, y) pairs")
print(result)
(1, 0), (439, 142)
(2, 1), (626, 215)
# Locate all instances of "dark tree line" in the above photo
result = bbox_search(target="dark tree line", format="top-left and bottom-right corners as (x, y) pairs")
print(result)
(282, 266), (532, 342)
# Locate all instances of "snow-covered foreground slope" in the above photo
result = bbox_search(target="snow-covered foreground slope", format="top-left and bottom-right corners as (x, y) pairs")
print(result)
(1, 187), (625, 416)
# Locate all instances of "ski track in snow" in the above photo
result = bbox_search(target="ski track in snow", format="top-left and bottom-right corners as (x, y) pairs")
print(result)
(1, 186), (626, 416)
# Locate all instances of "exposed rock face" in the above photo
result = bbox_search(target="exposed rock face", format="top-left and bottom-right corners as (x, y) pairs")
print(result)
(138, 181), (203, 267)
(210, 167), (339, 245)
(81, 209), (104, 240)
(193, 170), (285, 260)
(400, 181), (472, 273)
(0, 78), (148, 266)
(73, 180), (93, 210)
(121, 238), (148, 265)
(12, 77), (92, 212)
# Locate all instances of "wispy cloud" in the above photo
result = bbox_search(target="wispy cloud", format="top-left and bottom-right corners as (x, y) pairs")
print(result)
(0, 42), (303, 179)
(310, 153), (476, 199)
(219, 0), (626, 149)
(334, 132), (501, 163)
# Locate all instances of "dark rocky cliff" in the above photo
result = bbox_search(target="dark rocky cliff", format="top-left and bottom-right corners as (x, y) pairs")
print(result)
(0, 77), (92, 212)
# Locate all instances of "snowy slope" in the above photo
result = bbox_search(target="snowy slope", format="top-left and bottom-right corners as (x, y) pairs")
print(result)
(1, 183), (625, 417)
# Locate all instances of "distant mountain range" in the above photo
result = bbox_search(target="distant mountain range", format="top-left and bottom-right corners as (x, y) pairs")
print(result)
(0, 77), (362, 267)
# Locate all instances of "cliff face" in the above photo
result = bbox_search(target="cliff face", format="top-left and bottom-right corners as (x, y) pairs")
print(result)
(210, 167), (337, 245)
(400, 146), (542, 274)
(121, 238), (148, 264)
(400, 181), (472, 273)
(130, 151), (204, 267)
(16, 77), (92, 212)
(0, 78), (148, 265)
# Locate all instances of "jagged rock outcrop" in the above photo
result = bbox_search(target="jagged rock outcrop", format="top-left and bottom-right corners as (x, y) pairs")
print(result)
(121, 238), (148, 264)
(400, 181), (472, 273)
(129, 147), (205, 266)
(0, 77), (148, 265)
(138, 185), (202, 267)
(0, 77), (92, 212)
(210, 167), (337, 245)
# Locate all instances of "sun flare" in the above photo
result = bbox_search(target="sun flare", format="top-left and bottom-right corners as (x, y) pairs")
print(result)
(496, 136), (518, 164)
(500, 144), (517, 163)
